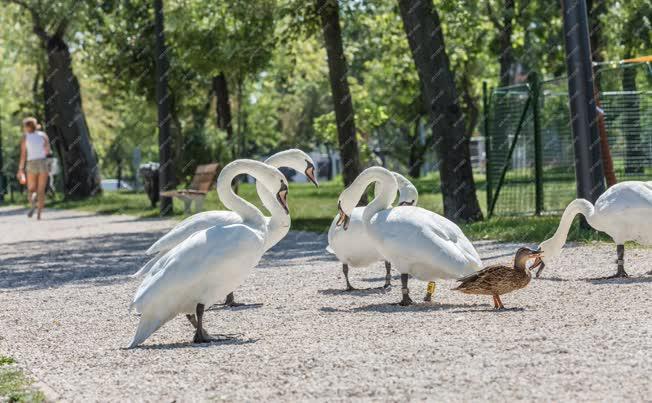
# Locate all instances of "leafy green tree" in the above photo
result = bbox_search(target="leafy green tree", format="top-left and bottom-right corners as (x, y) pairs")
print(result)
(3, 0), (101, 198)
(397, 0), (483, 222)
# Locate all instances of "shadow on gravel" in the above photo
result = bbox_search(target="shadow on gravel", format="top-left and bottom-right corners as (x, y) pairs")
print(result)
(132, 338), (258, 350)
(350, 302), (484, 313)
(584, 276), (652, 285)
(317, 287), (389, 296)
(259, 234), (334, 267)
(0, 207), (29, 218)
(448, 306), (528, 313)
(45, 213), (103, 221)
(535, 277), (571, 282)
(0, 231), (166, 290)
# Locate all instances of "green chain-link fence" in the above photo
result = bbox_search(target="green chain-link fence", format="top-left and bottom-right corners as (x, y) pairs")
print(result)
(484, 62), (652, 217)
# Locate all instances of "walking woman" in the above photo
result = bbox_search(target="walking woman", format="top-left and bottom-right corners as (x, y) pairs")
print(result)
(17, 117), (51, 220)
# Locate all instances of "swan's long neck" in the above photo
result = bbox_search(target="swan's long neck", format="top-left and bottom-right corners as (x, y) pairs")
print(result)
(544, 198), (595, 257)
(355, 170), (398, 224)
(217, 163), (267, 230)
(256, 181), (290, 250)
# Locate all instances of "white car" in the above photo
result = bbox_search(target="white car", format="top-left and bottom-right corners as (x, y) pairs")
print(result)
(101, 179), (133, 192)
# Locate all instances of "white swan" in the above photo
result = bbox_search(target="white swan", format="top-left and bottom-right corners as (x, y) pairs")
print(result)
(327, 173), (418, 290)
(128, 159), (290, 348)
(336, 166), (482, 305)
(133, 149), (318, 305)
(536, 181), (652, 278)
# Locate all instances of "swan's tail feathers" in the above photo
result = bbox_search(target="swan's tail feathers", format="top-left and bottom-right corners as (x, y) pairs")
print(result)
(145, 241), (163, 256)
(326, 245), (334, 254)
(131, 255), (160, 278)
(128, 314), (163, 349)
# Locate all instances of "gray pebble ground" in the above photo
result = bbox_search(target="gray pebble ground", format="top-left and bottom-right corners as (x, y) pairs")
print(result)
(0, 206), (651, 401)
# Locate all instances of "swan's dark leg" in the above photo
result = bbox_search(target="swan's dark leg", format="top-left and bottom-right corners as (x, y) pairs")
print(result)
(611, 244), (629, 278)
(224, 292), (247, 307)
(399, 273), (413, 306)
(423, 282), (436, 302)
(383, 261), (392, 288)
(343, 264), (356, 291)
(186, 314), (198, 329)
(193, 304), (212, 343)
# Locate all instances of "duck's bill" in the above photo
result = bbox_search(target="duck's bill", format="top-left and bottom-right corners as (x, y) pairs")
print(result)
(305, 163), (319, 188)
(534, 257), (546, 278)
(530, 253), (545, 277)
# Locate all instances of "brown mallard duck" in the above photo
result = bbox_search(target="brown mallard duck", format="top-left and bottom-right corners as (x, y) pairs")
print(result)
(454, 247), (542, 309)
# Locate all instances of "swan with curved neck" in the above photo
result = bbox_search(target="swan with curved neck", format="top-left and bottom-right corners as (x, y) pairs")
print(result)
(128, 160), (289, 348)
(337, 166), (482, 305)
(536, 181), (652, 278)
(327, 172), (419, 290)
(133, 149), (317, 305)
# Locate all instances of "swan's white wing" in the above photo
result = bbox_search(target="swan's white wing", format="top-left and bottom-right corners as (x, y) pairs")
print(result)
(129, 224), (264, 348)
(145, 211), (242, 255)
(593, 181), (652, 244)
(327, 207), (382, 267)
(369, 207), (481, 280)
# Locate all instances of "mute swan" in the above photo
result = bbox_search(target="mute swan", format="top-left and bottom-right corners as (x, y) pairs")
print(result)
(536, 181), (652, 278)
(133, 149), (318, 306)
(327, 173), (419, 290)
(336, 167), (482, 305)
(455, 247), (541, 309)
(128, 160), (289, 348)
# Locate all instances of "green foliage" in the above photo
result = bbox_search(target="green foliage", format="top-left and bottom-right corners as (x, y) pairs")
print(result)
(2, 0), (650, 197)
(0, 357), (45, 403)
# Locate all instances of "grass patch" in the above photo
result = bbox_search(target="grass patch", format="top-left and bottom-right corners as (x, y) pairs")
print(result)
(11, 177), (613, 244)
(0, 357), (45, 402)
(0, 357), (15, 366)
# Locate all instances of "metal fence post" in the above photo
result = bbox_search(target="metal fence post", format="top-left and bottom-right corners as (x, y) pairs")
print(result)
(529, 72), (543, 215)
(483, 81), (493, 216)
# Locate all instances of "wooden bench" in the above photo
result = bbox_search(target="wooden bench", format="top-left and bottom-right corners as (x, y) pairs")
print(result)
(160, 163), (220, 214)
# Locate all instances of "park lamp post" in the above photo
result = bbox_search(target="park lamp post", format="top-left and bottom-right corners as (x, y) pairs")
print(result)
(561, 0), (606, 205)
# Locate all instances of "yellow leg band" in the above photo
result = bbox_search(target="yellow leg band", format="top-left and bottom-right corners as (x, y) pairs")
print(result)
(426, 282), (436, 295)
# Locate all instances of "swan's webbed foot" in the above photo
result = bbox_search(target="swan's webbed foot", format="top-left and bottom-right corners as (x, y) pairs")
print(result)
(399, 294), (413, 306)
(603, 270), (629, 279)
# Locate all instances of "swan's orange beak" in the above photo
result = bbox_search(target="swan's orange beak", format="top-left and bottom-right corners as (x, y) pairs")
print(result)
(335, 202), (350, 230)
(304, 161), (319, 188)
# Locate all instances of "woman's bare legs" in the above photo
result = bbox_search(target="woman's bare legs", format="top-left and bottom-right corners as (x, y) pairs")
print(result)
(36, 172), (48, 219)
(27, 172), (38, 217)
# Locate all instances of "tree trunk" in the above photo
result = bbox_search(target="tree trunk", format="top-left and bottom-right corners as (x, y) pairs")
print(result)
(398, 0), (483, 222)
(154, 0), (174, 215)
(622, 62), (643, 174)
(498, 0), (515, 87)
(212, 73), (235, 159)
(316, 0), (362, 187)
(42, 34), (101, 199)
(408, 118), (423, 178)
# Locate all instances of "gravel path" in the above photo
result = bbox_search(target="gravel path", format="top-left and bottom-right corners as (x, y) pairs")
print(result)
(1, 206), (651, 401)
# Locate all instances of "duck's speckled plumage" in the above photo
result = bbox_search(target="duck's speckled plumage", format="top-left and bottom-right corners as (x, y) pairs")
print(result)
(454, 247), (540, 309)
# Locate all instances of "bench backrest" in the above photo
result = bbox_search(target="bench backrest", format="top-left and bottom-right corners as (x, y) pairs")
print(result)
(189, 163), (221, 192)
